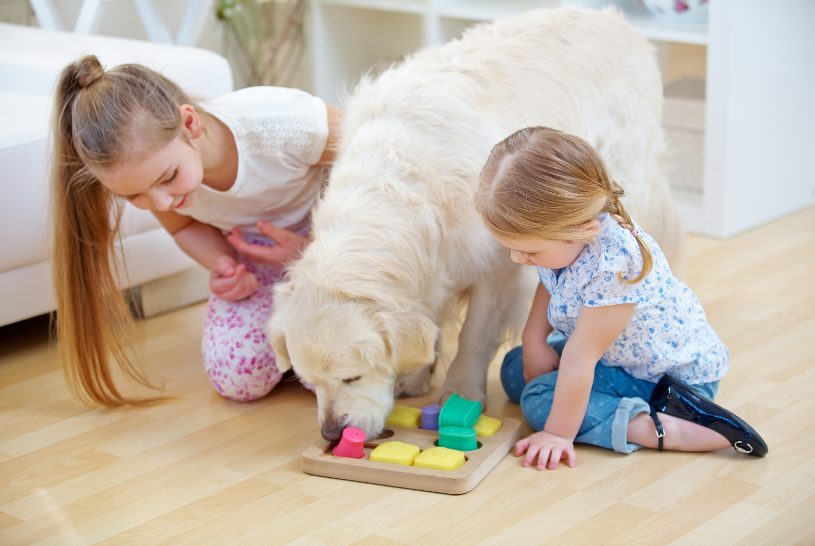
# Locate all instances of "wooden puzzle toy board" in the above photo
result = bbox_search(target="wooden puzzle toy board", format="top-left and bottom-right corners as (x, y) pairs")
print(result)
(301, 415), (522, 495)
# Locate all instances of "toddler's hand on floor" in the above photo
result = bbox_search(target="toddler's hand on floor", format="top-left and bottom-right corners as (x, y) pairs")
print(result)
(227, 222), (308, 267)
(514, 431), (576, 470)
(210, 256), (258, 302)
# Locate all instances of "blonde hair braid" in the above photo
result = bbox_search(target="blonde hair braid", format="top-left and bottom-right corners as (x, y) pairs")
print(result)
(602, 182), (653, 283)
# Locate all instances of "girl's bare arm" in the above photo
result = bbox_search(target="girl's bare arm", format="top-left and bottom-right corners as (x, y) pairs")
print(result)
(317, 103), (344, 166)
(520, 283), (561, 381)
(543, 303), (635, 440)
(153, 210), (235, 270)
(522, 283), (553, 346)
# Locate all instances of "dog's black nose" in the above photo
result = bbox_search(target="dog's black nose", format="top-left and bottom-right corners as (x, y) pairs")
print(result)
(321, 427), (343, 441)
(321, 413), (348, 441)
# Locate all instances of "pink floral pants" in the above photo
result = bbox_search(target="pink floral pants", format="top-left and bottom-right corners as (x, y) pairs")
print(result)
(201, 231), (311, 402)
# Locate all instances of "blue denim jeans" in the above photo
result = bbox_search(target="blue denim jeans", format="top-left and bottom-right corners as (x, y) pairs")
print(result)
(501, 334), (720, 454)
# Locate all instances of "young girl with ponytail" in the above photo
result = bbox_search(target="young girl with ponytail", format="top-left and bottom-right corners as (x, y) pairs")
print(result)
(51, 55), (341, 407)
(475, 127), (767, 470)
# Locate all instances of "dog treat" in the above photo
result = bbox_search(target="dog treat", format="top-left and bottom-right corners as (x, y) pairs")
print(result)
(438, 426), (478, 451)
(332, 427), (366, 459)
(414, 447), (466, 471)
(386, 406), (422, 428)
(420, 404), (441, 431)
(474, 415), (502, 437)
(370, 441), (421, 466)
(438, 394), (482, 429)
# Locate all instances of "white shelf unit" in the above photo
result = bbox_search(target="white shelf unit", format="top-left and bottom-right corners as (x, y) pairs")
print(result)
(310, 0), (815, 238)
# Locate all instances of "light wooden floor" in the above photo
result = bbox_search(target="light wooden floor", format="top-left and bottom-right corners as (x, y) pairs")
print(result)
(1, 207), (815, 546)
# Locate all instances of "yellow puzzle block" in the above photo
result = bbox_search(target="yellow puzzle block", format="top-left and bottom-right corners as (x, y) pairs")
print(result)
(370, 441), (421, 466)
(474, 415), (502, 437)
(385, 405), (422, 428)
(414, 447), (466, 471)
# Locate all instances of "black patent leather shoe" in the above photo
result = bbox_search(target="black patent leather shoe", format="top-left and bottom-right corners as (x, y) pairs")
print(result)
(649, 375), (768, 457)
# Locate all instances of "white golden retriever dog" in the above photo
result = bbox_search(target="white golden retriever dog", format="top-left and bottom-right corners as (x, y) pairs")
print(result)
(269, 8), (683, 440)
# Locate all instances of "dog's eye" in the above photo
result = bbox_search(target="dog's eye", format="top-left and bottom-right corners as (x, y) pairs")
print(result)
(342, 376), (362, 384)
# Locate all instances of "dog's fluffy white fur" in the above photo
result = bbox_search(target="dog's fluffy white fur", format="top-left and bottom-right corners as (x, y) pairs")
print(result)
(269, 8), (684, 440)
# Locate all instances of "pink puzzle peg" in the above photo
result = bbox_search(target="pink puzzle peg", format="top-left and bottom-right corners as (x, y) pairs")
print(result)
(333, 427), (366, 459)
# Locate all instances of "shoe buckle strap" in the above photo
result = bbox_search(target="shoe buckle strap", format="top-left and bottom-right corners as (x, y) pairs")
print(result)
(649, 405), (665, 451)
(734, 441), (753, 454)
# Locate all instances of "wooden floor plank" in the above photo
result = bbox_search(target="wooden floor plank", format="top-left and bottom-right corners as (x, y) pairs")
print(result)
(304, 489), (443, 546)
(155, 486), (321, 546)
(541, 502), (657, 546)
(739, 493), (815, 546)
(666, 501), (780, 546)
(477, 491), (615, 546)
(97, 477), (282, 546)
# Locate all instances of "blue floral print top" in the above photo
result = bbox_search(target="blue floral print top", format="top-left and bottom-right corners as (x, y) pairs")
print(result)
(537, 213), (728, 385)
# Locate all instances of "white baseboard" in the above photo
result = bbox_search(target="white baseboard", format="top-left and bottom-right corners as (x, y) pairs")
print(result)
(139, 266), (210, 318)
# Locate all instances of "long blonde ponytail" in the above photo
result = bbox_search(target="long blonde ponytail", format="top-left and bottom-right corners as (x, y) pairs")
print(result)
(50, 55), (193, 406)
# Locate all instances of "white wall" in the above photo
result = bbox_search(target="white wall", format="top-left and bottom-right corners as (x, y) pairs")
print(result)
(704, 0), (815, 237)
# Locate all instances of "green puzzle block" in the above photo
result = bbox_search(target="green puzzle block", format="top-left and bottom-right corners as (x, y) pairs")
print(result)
(438, 426), (478, 451)
(438, 394), (482, 429)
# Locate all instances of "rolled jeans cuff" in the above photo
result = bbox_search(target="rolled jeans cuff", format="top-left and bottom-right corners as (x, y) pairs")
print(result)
(611, 397), (650, 454)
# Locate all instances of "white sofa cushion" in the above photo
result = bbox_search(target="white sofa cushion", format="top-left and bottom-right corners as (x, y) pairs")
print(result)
(0, 93), (51, 273)
(0, 228), (199, 327)
(0, 22), (232, 98)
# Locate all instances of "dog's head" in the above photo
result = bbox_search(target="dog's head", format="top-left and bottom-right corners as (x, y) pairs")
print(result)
(268, 272), (438, 441)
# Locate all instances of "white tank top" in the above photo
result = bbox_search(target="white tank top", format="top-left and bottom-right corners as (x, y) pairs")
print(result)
(175, 86), (329, 234)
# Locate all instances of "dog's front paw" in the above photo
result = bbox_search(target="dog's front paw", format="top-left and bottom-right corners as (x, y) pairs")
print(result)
(435, 380), (487, 410)
(395, 366), (433, 398)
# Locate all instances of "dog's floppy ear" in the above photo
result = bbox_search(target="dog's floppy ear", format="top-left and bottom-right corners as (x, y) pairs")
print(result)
(268, 322), (291, 373)
(268, 281), (294, 373)
(375, 308), (438, 372)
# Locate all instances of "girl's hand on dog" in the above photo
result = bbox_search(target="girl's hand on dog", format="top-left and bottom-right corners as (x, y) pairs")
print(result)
(515, 430), (576, 470)
(227, 221), (308, 267)
(522, 339), (561, 383)
(210, 256), (258, 302)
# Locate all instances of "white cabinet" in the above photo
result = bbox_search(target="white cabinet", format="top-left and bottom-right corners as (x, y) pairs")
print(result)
(309, 0), (815, 237)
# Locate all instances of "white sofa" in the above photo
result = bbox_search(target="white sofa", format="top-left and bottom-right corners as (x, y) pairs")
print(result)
(0, 22), (232, 326)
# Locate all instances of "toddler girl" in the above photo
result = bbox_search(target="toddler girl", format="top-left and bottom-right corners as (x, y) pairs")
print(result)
(51, 55), (341, 406)
(474, 126), (767, 470)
